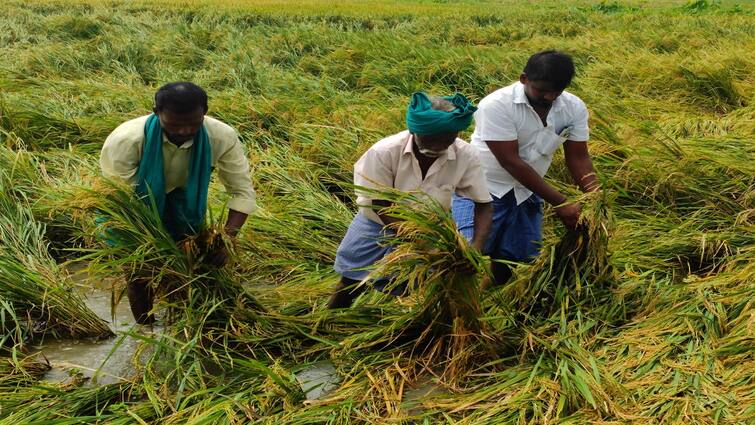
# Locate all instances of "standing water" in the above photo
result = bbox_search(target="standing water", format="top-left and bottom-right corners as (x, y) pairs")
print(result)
(32, 265), (159, 385)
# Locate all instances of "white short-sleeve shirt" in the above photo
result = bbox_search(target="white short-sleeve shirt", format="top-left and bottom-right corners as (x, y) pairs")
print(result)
(354, 130), (492, 224)
(470, 82), (589, 204)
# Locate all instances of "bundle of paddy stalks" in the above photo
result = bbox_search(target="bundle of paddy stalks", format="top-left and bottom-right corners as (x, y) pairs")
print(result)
(68, 178), (265, 326)
(337, 188), (496, 384)
(0, 354), (50, 388)
(460, 190), (624, 417)
(500, 189), (616, 324)
(0, 188), (112, 345)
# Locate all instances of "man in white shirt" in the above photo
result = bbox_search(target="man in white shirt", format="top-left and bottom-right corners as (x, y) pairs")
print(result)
(453, 50), (599, 286)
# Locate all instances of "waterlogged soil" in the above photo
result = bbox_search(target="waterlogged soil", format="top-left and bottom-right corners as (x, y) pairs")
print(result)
(31, 266), (160, 385)
(293, 359), (444, 411)
(29, 265), (445, 405)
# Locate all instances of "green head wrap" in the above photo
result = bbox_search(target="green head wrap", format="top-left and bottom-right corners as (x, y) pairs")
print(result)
(405, 92), (477, 136)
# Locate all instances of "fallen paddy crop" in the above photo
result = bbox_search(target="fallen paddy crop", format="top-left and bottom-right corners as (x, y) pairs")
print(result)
(0, 0), (752, 423)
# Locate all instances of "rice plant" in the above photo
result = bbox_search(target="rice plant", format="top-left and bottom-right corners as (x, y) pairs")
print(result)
(67, 178), (267, 325)
(0, 181), (111, 344)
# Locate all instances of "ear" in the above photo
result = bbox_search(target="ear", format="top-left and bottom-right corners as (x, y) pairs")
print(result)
(519, 73), (527, 85)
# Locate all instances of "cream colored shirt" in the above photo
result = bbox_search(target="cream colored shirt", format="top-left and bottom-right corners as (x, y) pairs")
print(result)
(100, 115), (257, 215)
(355, 130), (492, 224)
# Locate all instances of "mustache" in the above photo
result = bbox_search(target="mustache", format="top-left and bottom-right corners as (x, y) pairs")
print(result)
(166, 133), (195, 140)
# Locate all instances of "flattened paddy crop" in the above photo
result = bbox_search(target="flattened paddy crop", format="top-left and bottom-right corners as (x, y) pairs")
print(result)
(0, 0), (752, 423)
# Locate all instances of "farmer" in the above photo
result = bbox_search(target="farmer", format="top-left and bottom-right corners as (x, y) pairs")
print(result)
(100, 82), (256, 324)
(452, 50), (599, 286)
(328, 92), (493, 309)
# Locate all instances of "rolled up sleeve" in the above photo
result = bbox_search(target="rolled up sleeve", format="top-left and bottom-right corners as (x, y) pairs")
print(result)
(455, 148), (492, 203)
(215, 134), (257, 215)
(354, 148), (394, 204)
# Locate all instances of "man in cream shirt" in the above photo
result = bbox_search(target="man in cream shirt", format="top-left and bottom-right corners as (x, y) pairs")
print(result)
(100, 81), (256, 323)
(453, 50), (599, 286)
(328, 92), (493, 309)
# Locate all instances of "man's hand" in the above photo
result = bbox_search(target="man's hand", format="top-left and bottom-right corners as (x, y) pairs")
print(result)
(471, 201), (493, 253)
(471, 238), (486, 252)
(455, 259), (479, 276)
(225, 209), (249, 238)
(200, 209), (248, 269)
(555, 202), (581, 229)
(205, 243), (229, 268)
(373, 199), (402, 226)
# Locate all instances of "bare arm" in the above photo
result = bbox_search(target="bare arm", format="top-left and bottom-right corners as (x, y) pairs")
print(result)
(485, 139), (580, 228)
(471, 202), (492, 252)
(485, 140), (568, 205)
(224, 209), (249, 237)
(563, 141), (599, 192)
(372, 199), (401, 225)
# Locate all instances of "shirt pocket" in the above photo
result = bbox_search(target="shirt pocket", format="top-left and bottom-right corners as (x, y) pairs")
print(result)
(533, 129), (567, 158)
(423, 184), (455, 210)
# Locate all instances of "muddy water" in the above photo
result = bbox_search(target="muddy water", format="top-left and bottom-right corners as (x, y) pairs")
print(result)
(31, 267), (157, 385)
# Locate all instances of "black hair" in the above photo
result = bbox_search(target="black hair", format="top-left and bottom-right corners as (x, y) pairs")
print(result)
(523, 50), (575, 91)
(154, 82), (208, 114)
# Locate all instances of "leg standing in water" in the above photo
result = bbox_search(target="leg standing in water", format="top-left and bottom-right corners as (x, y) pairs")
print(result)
(100, 82), (257, 323)
(127, 278), (155, 325)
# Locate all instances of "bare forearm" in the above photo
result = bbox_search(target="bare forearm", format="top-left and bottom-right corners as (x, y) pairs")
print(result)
(500, 158), (567, 205)
(225, 209), (248, 237)
(471, 202), (493, 251)
(372, 200), (401, 225)
(567, 157), (599, 192)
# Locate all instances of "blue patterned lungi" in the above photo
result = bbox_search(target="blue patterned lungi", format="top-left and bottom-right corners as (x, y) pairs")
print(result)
(452, 191), (543, 261)
(334, 211), (405, 295)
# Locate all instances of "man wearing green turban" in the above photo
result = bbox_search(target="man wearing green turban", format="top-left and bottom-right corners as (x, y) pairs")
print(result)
(328, 92), (493, 309)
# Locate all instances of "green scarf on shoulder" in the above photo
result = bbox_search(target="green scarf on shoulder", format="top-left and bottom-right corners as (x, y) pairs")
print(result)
(136, 113), (212, 240)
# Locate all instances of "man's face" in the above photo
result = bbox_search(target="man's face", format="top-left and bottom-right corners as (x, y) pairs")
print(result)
(520, 75), (563, 109)
(156, 107), (205, 145)
(414, 132), (457, 158)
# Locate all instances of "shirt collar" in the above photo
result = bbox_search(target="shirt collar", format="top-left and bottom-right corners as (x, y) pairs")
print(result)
(513, 82), (529, 104)
(403, 132), (457, 160)
(162, 133), (194, 149)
